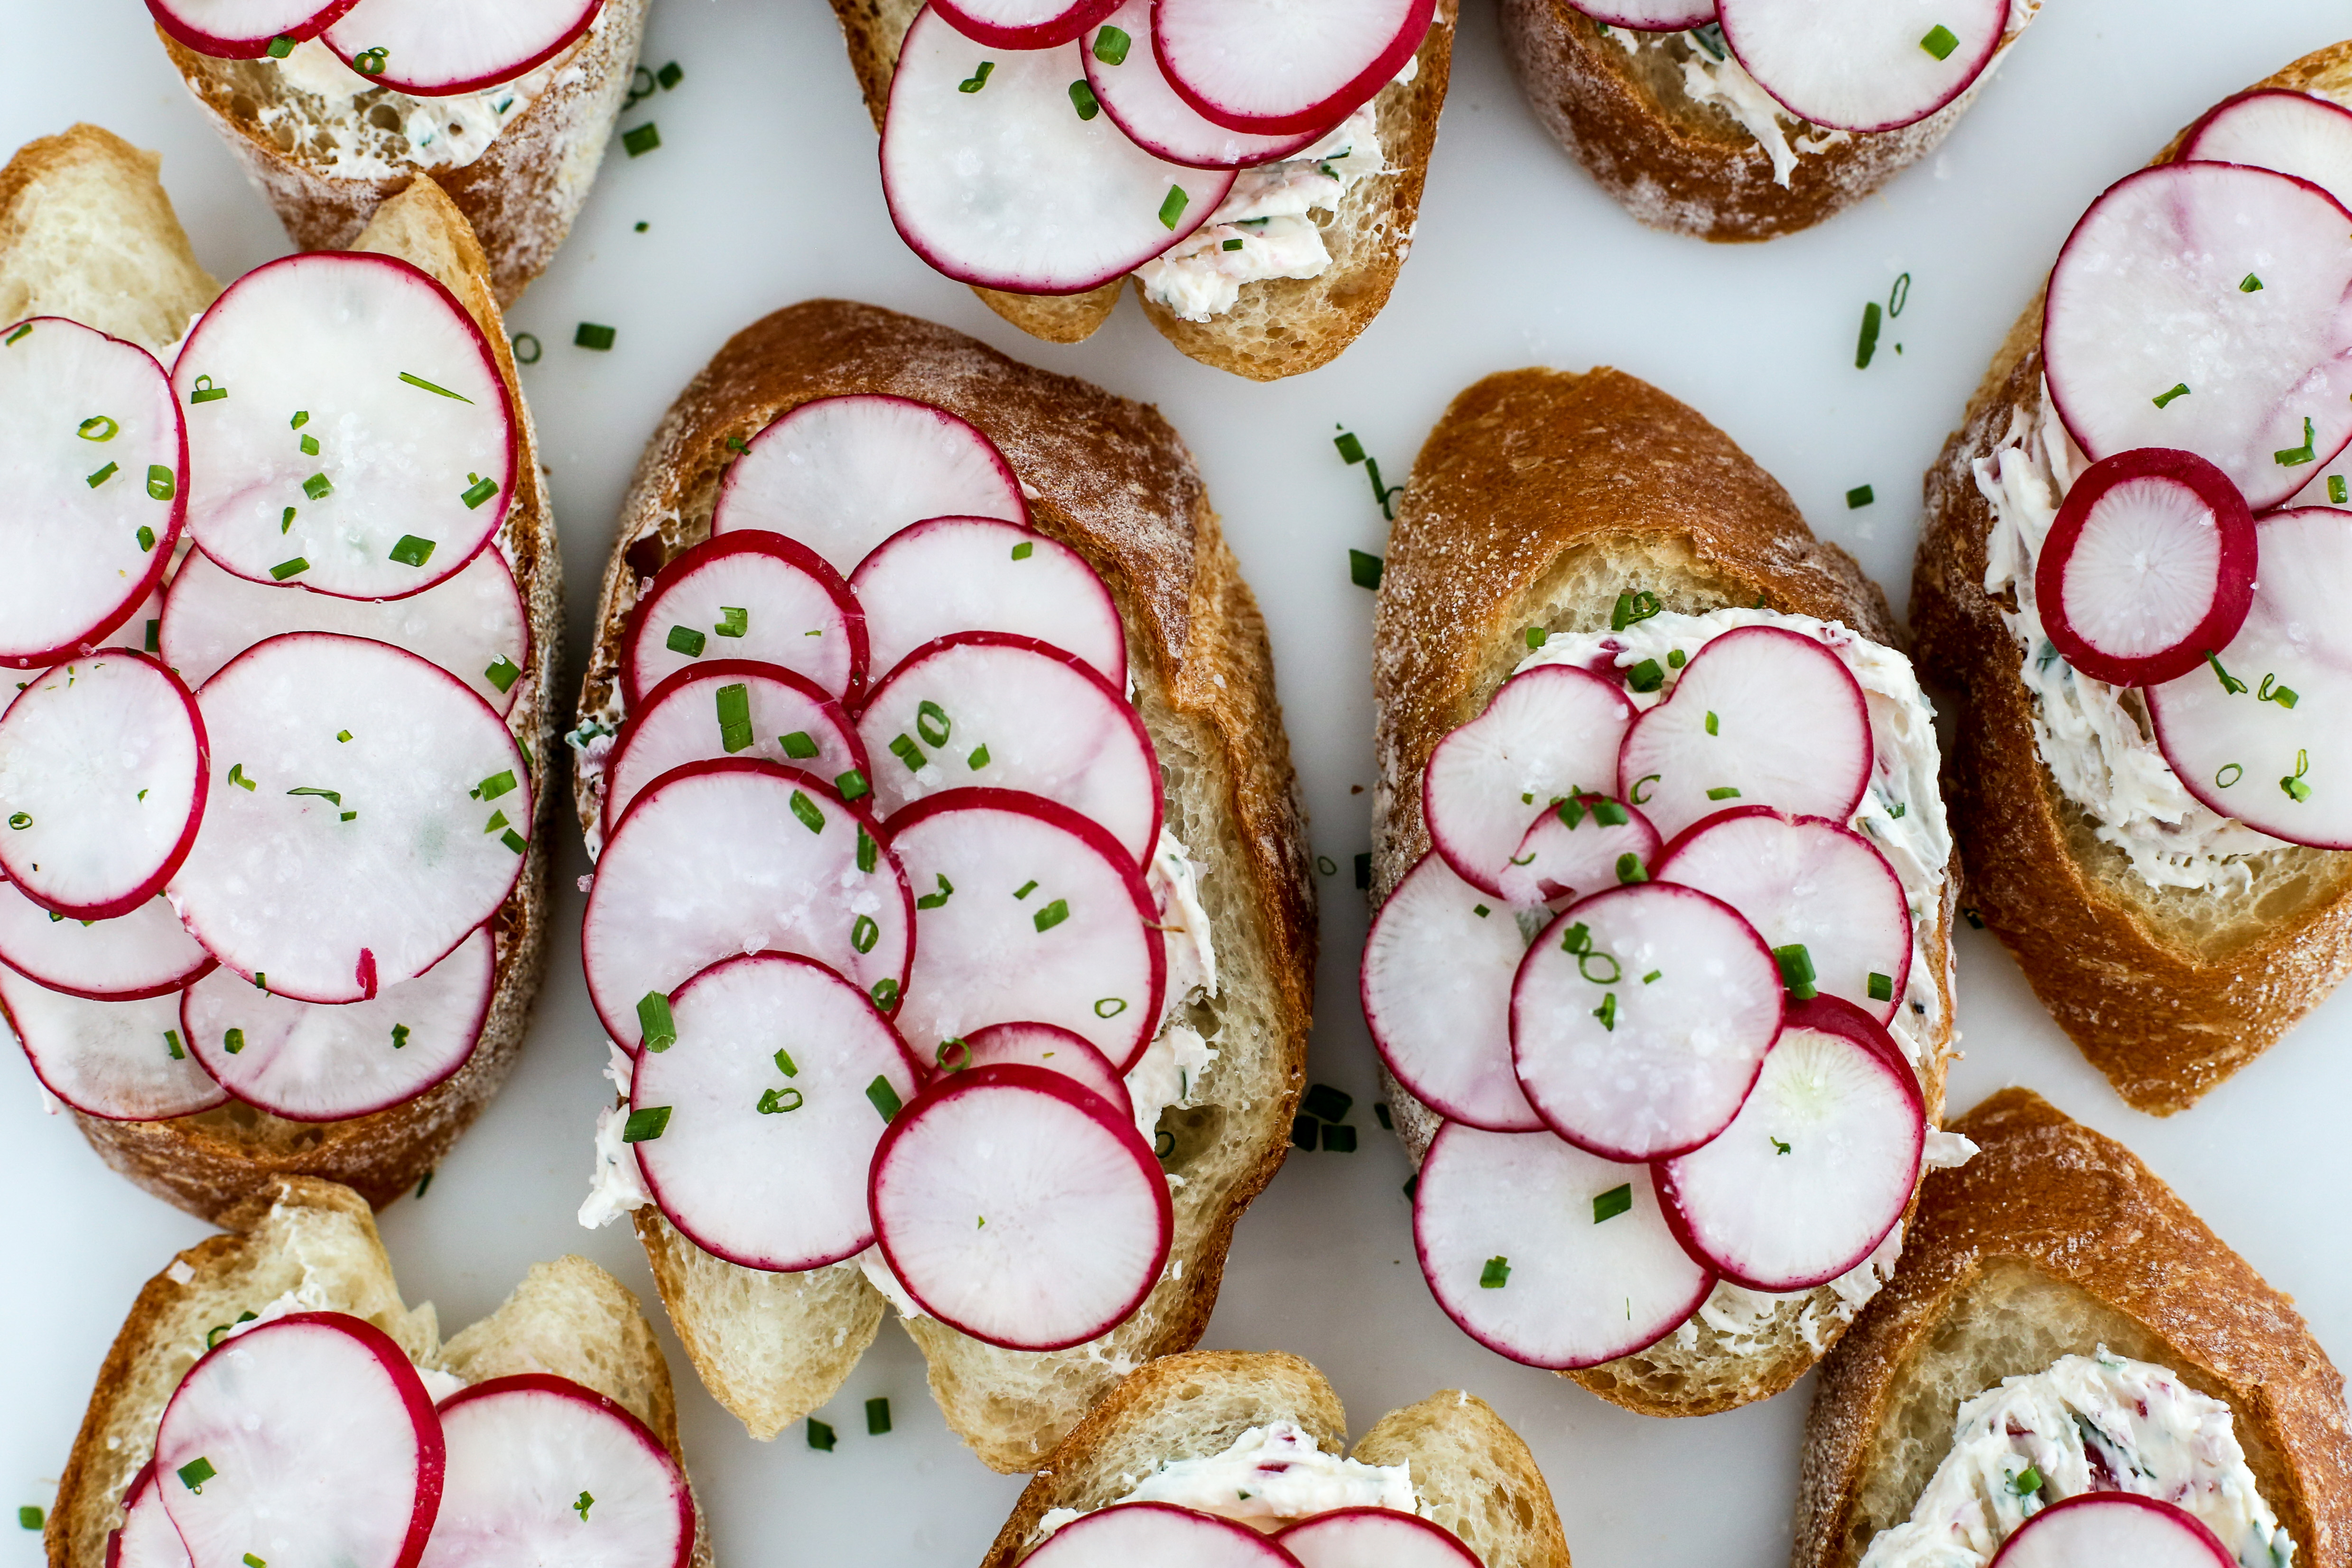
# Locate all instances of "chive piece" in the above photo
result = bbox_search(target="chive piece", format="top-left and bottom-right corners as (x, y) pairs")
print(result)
(1706, 786), (1742, 800)
(2331, 475), (2348, 504)
(790, 790), (826, 833)
(145, 619), (161, 652)
(622, 1106), (671, 1142)
(657, 60), (684, 88)
(807, 1418), (837, 1451)
(1626, 658), (1664, 692)
(177, 1458), (215, 1493)
(1774, 942), (1818, 999)
(889, 733), (926, 771)
(916, 873), (954, 910)
(298, 433), (320, 457)
(227, 763), (255, 791)
(343, 810), (360, 823)
(1013, 880), (1039, 900)
(388, 1022), (411, 1051)
(1354, 852), (1371, 889)
(1609, 589), (1661, 631)
(1334, 431), (1367, 465)
(1856, 301), (1882, 369)
(352, 46), (387, 73)
(2206, 651), (2248, 695)
(1322, 1122), (1357, 1153)
(8, 812), (28, 829)
(336, 731), (352, 743)
(223, 1028), (246, 1055)
(838, 768), (871, 802)
(1705, 710), (1719, 735)
(1479, 1256), (1511, 1289)
(1868, 971), (1895, 1002)
(1580, 950), (1621, 985)
(871, 977), (900, 1009)
(1093, 997), (1125, 1018)
(189, 375), (227, 404)
(1303, 1083), (1353, 1122)
(1771, 1136), (1791, 1155)
(1010, 540), (1034, 559)
(2259, 673), (2299, 709)
(1348, 548), (1385, 589)
(483, 655), (522, 693)
(287, 786), (342, 805)
(779, 730), (819, 759)
(1473, 903), (1491, 917)
(967, 744), (990, 770)
(756, 1086), (804, 1114)
(2012, 1466), (2044, 1497)
(666, 625), (707, 658)
(396, 370), (473, 403)
(1557, 796), (1587, 829)
(1291, 1114), (1317, 1150)
(291, 411), (309, 429)
(1222, 237), (1244, 251)
(293, 472), (331, 504)
(637, 990), (677, 1051)
(1919, 23), (1959, 59)
(500, 826), (525, 854)
(714, 605), (748, 638)
(864, 1396), (892, 1435)
(2240, 272), (2264, 293)
(477, 770), (518, 800)
(389, 535), (436, 567)
(573, 1493), (594, 1522)
(1643, 969), (1662, 984)
(2275, 416), (2318, 466)
(915, 699), (951, 747)
(1593, 1183), (1633, 1222)
(269, 557), (309, 581)
(856, 826), (879, 873)
(1158, 185), (1190, 229)
(1069, 79), (1101, 120)
(1, 324), (26, 345)
(622, 122), (661, 157)
(1592, 992), (1617, 1030)
(1092, 24), (1130, 63)
(2282, 746), (2314, 802)
(78, 415), (118, 441)
(1592, 798), (1629, 826)
(86, 462), (118, 488)
(1033, 899), (1070, 931)
(280, 505), (296, 533)
(575, 323), (617, 351)
(1524, 626), (1547, 649)
(715, 682), (751, 727)
(851, 914), (880, 953)
(2153, 382), (2191, 408)
(772, 1046), (800, 1079)
(1847, 484), (1875, 509)
(460, 475), (499, 510)
(19, 1506), (44, 1530)
(866, 1075), (902, 1121)
(1615, 852), (1646, 885)
(137, 525), (156, 553)
(163, 1029), (186, 1060)
(958, 61), (995, 92)
(1964, 907), (1983, 929)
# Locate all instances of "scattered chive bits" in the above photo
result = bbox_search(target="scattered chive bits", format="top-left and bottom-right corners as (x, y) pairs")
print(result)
(1069, 79), (1101, 120)
(1223, 237), (1244, 251)
(1868, 971), (1895, 1002)
(1614, 852), (1646, 884)
(622, 123), (661, 157)
(1774, 943), (1818, 1000)
(667, 625), (707, 658)
(839, 769), (872, 803)
(513, 333), (542, 365)
(190, 375), (227, 404)
(622, 1105), (671, 1142)
(1303, 1083), (1352, 1122)
(391, 1023), (411, 1049)
(1349, 548), (1385, 589)
(1158, 185), (1190, 230)
(958, 61), (995, 93)
(1609, 589), (1661, 631)
(389, 535), (436, 567)
(866, 1075), (902, 1121)
(1353, 852), (1371, 890)
(1919, 23), (1959, 59)
(574, 1493), (594, 1522)
(866, 1398), (892, 1435)
(2153, 382), (2191, 409)
(1290, 1113), (1317, 1150)
(715, 605), (748, 638)
(269, 557), (309, 581)
(1855, 301), (1882, 369)
(1010, 540), (1034, 560)
(148, 464), (177, 500)
(779, 730), (818, 759)
(460, 474), (499, 510)
(1092, 25), (1130, 63)
(2241, 272), (2265, 293)
(137, 526), (156, 553)
(484, 655), (522, 694)
(807, 1418), (837, 1451)
(1847, 484), (1875, 509)
(790, 790), (826, 833)
(1033, 898), (1070, 931)
(1524, 626), (1547, 650)
(78, 415), (117, 441)
(19, 1507), (43, 1530)
(637, 990), (677, 1052)
(85, 462), (117, 489)
(1093, 996), (1126, 1017)
(1592, 1183), (1633, 1223)
(1626, 658), (1664, 693)
(2275, 416), (2318, 467)
(2331, 474), (2349, 504)
(1479, 1256), (1511, 1288)
(575, 323), (617, 352)
(177, 1458), (215, 1493)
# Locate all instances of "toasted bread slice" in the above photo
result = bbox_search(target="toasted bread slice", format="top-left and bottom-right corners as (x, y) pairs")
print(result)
(1372, 365), (1959, 1416)
(1794, 1088), (2352, 1568)
(0, 124), (562, 1222)
(823, 0), (1454, 380)
(573, 298), (1314, 1468)
(981, 1350), (1571, 1568)
(1909, 43), (2352, 1116)
(46, 1175), (710, 1568)
(155, 0), (648, 306)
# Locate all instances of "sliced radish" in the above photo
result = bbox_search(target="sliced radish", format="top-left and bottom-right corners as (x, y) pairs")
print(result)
(583, 761), (913, 1049)
(1651, 807), (1910, 1026)
(2182, 89), (2352, 213)
(859, 633), (1160, 864)
(1081, 0), (1322, 168)
(1510, 883), (1783, 1161)
(1558, 0), (1715, 29)
(1495, 793), (1661, 910)
(849, 516), (1125, 687)
(1152, 0), (1433, 135)
(886, 789), (1164, 1071)
(110, 1463), (192, 1568)
(323, 0), (604, 96)
(0, 317), (185, 668)
(948, 1021), (1131, 1112)
(869, 1062), (1171, 1350)
(0, 881), (213, 1002)
(1276, 1509), (1479, 1568)
(146, 0), (356, 58)
(175, 253), (513, 600)
(1412, 1123), (1712, 1370)
(1715, 0), (2004, 134)
(712, 395), (1026, 577)
(168, 633), (528, 1004)
(881, 9), (1233, 293)
(1655, 995), (1923, 1291)
(155, 1312), (443, 1568)
(1422, 665), (1636, 899)
(1991, 1496), (2234, 1568)
(1616, 625), (1873, 843)
(630, 951), (923, 1271)
(2032, 447), (2258, 687)
(162, 546), (530, 717)
(2043, 162), (2352, 512)
(603, 661), (866, 836)
(423, 1374), (691, 1568)
(0, 652), (206, 920)
(931, 0), (1119, 49)
(1030, 1503), (1302, 1568)
(0, 968), (225, 1120)
(180, 924), (492, 1122)
(1360, 851), (1544, 1133)
(622, 532), (865, 709)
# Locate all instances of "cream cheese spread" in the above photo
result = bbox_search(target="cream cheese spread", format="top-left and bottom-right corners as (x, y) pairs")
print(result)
(1600, 26), (1846, 187)
(1035, 1421), (1419, 1537)
(260, 30), (593, 176)
(578, 1039), (653, 1229)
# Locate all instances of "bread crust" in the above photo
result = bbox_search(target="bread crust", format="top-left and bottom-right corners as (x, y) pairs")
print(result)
(1794, 1088), (2352, 1568)
(1908, 42), (2352, 1115)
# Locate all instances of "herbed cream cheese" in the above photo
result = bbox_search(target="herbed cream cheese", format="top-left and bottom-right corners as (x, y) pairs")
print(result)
(259, 31), (592, 177)
(1600, 25), (1846, 187)
(1035, 1421), (1419, 1536)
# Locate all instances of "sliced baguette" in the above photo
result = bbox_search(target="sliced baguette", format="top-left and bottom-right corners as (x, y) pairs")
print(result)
(1372, 365), (1959, 1416)
(46, 1175), (711, 1568)
(574, 297), (1314, 1468)
(0, 124), (562, 1222)
(1793, 1087), (2352, 1568)
(1909, 42), (2352, 1116)
(981, 1350), (1571, 1568)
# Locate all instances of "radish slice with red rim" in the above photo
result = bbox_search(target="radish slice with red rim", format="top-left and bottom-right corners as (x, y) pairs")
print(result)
(1029, 1503), (1302, 1568)
(422, 1373), (692, 1568)
(1615, 624), (1873, 843)
(713, 396), (1026, 576)
(1411, 1122), (1713, 1369)
(168, 632), (529, 1004)
(2043, 162), (2352, 511)
(1081, 0), (1324, 168)
(0, 652), (207, 920)
(2182, 88), (2352, 213)
(1655, 995), (1923, 1291)
(323, 0), (604, 95)
(931, 0), (1119, 49)
(180, 924), (493, 1122)
(0, 970), (226, 1119)
(1152, 0), (1434, 134)
(0, 882), (214, 1002)
(1558, 0), (1715, 29)
(948, 1021), (1132, 1112)
(583, 760), (914, 1048)
(1422, 664), (1636, 898)
(1275, 1508), (1479, 1568)
(886, 789), (1165, 1071)
(881, 9), (1233, 294)
(869, 1061), (1171, 1350)
(602, 661), (866, 836)
(145, 0), (356, 57)
(109, 1463), (191, 1568)
(850, 516), (1125, 687)
(629, 950), (923, 1271)
(175, 253), (514, 599)
(1510, 882), (1784, 1161)
(0, 317), (185, 668)
(1495, 792), (1661, 909)
(155, 1312), (444, 1568)
(1989, 1495), (2234, 1568)
(1715, 0), (2005, 133)
(622, 531), (866, 708)
(2032, 447), (2258, 687)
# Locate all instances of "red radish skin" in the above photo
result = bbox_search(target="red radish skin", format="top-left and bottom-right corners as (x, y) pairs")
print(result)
(1152, 0), (1434, 134)
(1560, 0), (1714, 28)
(930, 0), (1120, 49)
(1275, 1508), (1480, 1568)
(1029, 1503), (1304, 1567)
(1422, 664), (1637, 898)
(1988, 1495), (2235, 1568)
(0, 881), (214, 1002)
(146, 0), (358, 58)
(108, 1464), (190, 1568)
(849, 516), (1125, 687)
(1082, 0), (1323, 169)
(2182, 88), (2352, 213)
(602, 660), (867, 836)
(1715, 0), (2005, 133)
(949, 1020), (1132, 1113)
(0, 969), (227, 1120)
(621, 530), (867, 708)
(323, 0), (605, 96)
(1496, 793), (1661, 910)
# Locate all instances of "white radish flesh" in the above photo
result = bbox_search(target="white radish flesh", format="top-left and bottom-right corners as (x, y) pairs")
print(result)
(869, 1062), (1170, 1349)
(931, 0), (1119, 49)
(1560, 0), (1715, 28)
(324, 0), (604, 95)
(1495, 793), (1661, 909)
(146, 0), (354, 57)
(1276, 1509), (1479, 1568)
(175, 253), (514, 599)
(623, 532), (865, 707)
(0, 969), (225, 1120)
(1028, 1503), (1303, 1568)
(850, 515), (1125, 686)
(1715, 0), (2006, 133)
(602, 662), (866, 836)
(1081, 0), (1321, 168)
(1991, 1496), (2234, 1568)
(110, 1464), (192, 1568)
(948, 1020), (1131, 1112)
(2183, 88), (2352, 213)
(1152, 0), (1433, 134)
(1422, 664), (1636, 897)
(0, 882), (213, 1002)
(1412, 1122), (1712, 1369)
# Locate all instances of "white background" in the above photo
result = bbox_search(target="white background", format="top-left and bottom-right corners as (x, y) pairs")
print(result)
(5, 2), (2350, 1565)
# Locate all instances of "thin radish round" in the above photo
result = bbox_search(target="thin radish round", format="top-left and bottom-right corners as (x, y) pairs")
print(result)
(630, 951), (924, 1272)
(1559, 0), (1715, 28)
(858, 633), (1161, 864)
(1081, 0), (1323, 168)
(155, 1312), (443, 1568)
(602, 661), (866, 836)
(1422, 665), (1636, 898)
(881, 8), (1233, 293)
(1655, 995), (1924, 1291)
(175, 253), (514, 599)
(110, 1463), (192, 1568)
(1411, 1123), (1712, 1369)
(869, 1062), (1171, 1350)
(623, 531), (865, 708)
(0, 652), (206, 920)
(849, 516), (1125, 687)
(0, 882), (213, 1002)
(146, 0), (355, 57)
(1361, 851), (1544, 1133)
(1615, 625), (1873, 843)
(931, 0), (1119, 49)
(168, 632), (528, 1004)
(180, 924), (493, 1122)
(712, 395), (1026, 576)
(423, 1374), (691, 1568)
(1715, 0), (2005, 133)
(0, 969), (225, 1120)
(2182, 89), (2352, 213)
(1651, 807), (1910, 1026)
(323, 0), (604, 95)
(1990, 1496), (2234, 1568)
(1029, 1503), (1302, 1568)
(0, 317), (185, 668)
(2146, 508), (2352, 847)
(945, 1020), (1131, 1112)
(162, 545), (530, 716)
(1276, 1509), (1479, 1568)
(2042, 162), (2352, 511)
(1152, 0), (1433, 134)
(1495, 793), (1661, 910)
(886, 789), (1164, 1071)
(1510, 882), (1783, 1161)
(582, 760), (913, 1048)
(2032, 447), (2258, 687)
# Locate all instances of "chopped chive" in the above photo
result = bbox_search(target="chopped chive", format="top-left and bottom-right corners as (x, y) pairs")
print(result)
(657, 59), (684, 88)
(145, 619), (160, 652)
(223, 1028), (246, 1055)
(2012, 1466), (2044, 1496)
(1561, 922), (1591, 955)
(1222, 237), (1244, 251)
(1593, 1183), (1633, 1222)
(1095, 996), (1126, 1017)
(916, 873), (955, 910)
(856, 826), (879, 873)
(1290, 1114), (1317, 1150)
(299, 433), (320, 457)
(839, 769), (871, 803)
(1579, 950), (1621, 985)
(1010, 540), (1034, 559)
(1856, 301), (1882, 369)
(1706, 785), (1742, 800)
(790, 790), (826, 833)
(851, 914), (880, 953)
(352, 46), (387, 73)
(1157, 185), (1189, 229)
(866, 1397), (892, 1435)
(1479, 1256), (1510, 1288)
(622, 122), (661, 157)
(287, 786), (342, 805)
(1868, 971), (1895, 1002)
(573, 1493), (594, 1522)
(281, 506), (296, 533)
(1774, 942), (1818, 999)
(1919, 23), (1959, 59)
(866, 1075), (902, 1121)
(666, 625), (707, 658)
(1667, 648), (1686, 669)
(189, 375), (227, 404)
(2282, 747), (2314, 802)
(915, 699), (951, 747)
(1524, 626), (1547, 649)
(1, 324), (26, 345)
(85, 462), (117, 488)
(958, 61), (995, 92)
(389, 535), (436, 567)
(78, 415), (118, 441)
(575, 323), (617, 352)
(2241, 273), (2264, 293)
(268, 557), (309, 581)
(2153, 382), (2191, 408)
(298, 472), (331, 501)
(2216, 762), (2244, 788)
(1705, 710), (1719, 735)
(1033, 898), (1070, 931)
(2275, 416), (2318, 466)
(336, 730), (352, 742)
(2259, 673), (2299, 709)
(1591, 991), (1617, 1030)
(966, 743), (990, 770)
(1596, 796), (1632, 824)
(291, 411), (309, 429)
(1010, 881), (1039, 902)
(2330, 474), (2348, 504)
(136, 526), (156, 553)
(165, 1029), (186, 1060)
(1964, 907), (1984, 929)
(756, 1086), (804, 1114)
(715, 682), (751, 727)
(177, 1458), (215, 1493)
(1321, 1122), (1357, 1152)
(715, 605), (748, 638)
(1069, 79), (1100, 119)
(778, 730), (818, 759)
(2207, 651), (2248, 695)
(1473, 903), (1490, 917)
(1303, 1083), (1353, 1122)
(1643, 969), (1662, 984)
(1626, 658), (1664, 692)
(343, 810), (359, 823)
(871, 977), (900, 1009)
(391, 1023), (410, 1050)
(476, 770), (518, 801)
(1318, 854), (1339, 875)
(1771, 1136), (1791, 1154)
(227, 763), (255, 791)
(622, 1105), (671, 1142)
(460, 474), (499, 510)
(1847, 484), (1875, 509)
(1374, 1102), (1394, 1129)
(773, 1046), (799, 1078)
(1609, 589), (1661, 631)
(20, 1506), (44, 1530)
(1615, 852), (1646, 885)
(889, 733), (926, 771)
(484, 655), (522, 693)
(638, 990), (676, 1051)
(9, 812), (30, 829)
(1092, 24), (1130, 63)
(1349, 548), (1385, 589)
(501, 827), (526, 854)
(807, 1418), (837, 1451)
(1354, 852), (1372, 888)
